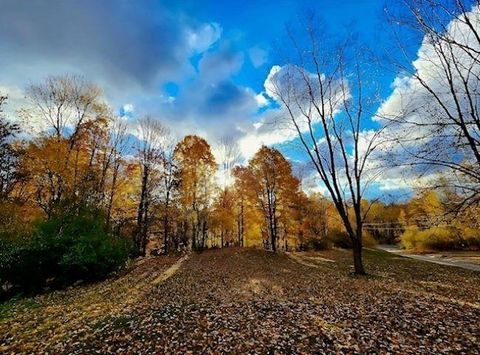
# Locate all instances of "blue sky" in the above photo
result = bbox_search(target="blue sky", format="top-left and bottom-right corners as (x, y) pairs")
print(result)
(0, 0), (430, 201)
(160, 0), (402, 103)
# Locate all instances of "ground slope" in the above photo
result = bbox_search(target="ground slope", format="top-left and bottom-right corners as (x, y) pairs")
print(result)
(1, 248), (479, 354)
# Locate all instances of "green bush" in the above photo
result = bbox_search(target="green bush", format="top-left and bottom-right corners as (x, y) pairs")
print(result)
(0, 206), (131, 293)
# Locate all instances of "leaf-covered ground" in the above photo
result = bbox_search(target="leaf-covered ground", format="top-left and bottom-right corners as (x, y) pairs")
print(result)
(1, 248), (479, 354)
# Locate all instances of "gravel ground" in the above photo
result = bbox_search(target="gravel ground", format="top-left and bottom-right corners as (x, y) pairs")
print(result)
(1, 247), (479, 354)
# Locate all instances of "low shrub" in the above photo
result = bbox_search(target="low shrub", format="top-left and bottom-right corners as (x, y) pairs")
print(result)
(400, 226), (420, 250)
(462, 228), (480, 250)
(400, 226), (479, 251)
(327, 229), (377, 249)
(328, 229), (351, 248)
(363, 232), (378, 248)
(303, 237), (331, 251)
(420, 227), (458, 251)
(0, 205), (131, 294)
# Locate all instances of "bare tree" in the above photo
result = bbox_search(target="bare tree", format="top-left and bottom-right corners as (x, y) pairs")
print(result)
(135, 116), (169, 256)
(158, 134), (177, 254)
(0, 95), (25, 201)
(269, 19), (384, 274)
(26, 74), (103, 145)
(217, 136), (241, 189)
(383, 0), (480, 212)
(105, 117), (129, 229)
(25, 75), (106, 215)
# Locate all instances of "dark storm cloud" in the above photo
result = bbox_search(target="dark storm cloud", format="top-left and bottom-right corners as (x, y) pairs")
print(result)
(0, 0), (201, 88)
(0, 0), (263, 152)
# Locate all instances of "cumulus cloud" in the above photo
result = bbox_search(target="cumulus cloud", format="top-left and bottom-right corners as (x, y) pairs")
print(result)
(187, 23), (223, 53)
(376, 4), (480, 185)
(0, 0), (268, 151)
(238, 64), (347, 160)
(248, 46), (268, 68)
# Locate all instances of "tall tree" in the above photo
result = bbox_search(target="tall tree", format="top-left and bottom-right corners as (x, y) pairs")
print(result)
(246, 146), (300, 252)
(232, 166), (250, 247)
(216, 137), (241, 247)
(0, 95), (25, 201)
(174, 135), (217, 250)
(384, 0), (480, 212)
(268, 18), (383, 273)
(135, 116), (168, 256)
(158, 134), (177, 254)
(23, 75), (107, 216)
(105, 117), (129, 229)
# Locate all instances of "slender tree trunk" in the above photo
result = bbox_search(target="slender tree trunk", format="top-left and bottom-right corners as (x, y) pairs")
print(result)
(270, 215), (277, 253)
(106, 162), (119, 230)
(240, 207), (244, 247)
(241, 204), (245, 246)
(163, 197), (170, 254)
(136, 166), (149, 256)
(352, 236), (366, 275)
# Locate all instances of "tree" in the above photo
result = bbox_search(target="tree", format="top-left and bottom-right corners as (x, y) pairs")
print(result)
(296, 192), (330, 249)
(232, 166), (250, 247)
(157, 135), (177, 254)
(383, 0), (480, 212)
(135, 116), (169, 256)
(174, 135), (217, 250)
(26, 74), (104, 143)
(216, 137), (241, 247)
(0, 95), (25, 201)
(268, 18), (383, 273)
(105, 117), (129, 229)
(246, 146), (300, 252)
(23, 75), (107, 216)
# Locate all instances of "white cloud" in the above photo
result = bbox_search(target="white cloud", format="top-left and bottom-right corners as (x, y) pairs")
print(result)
(248, 46), (268, 68)
(122, 103), (134, 114)
(255, 93), (268, 107)
(238, 64), (347, 160)
(187, 23), (223, 53)
(376, 4), (480, 186)
(0, 85), (25, 118)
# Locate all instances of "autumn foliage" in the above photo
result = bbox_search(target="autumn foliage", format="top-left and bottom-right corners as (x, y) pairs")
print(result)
(1, 72), (479, 295)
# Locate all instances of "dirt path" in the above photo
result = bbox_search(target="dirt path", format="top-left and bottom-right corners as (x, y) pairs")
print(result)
(375, 244), (480, 272)
(152, 253), (190, 285)
(286, 252), (335, 268)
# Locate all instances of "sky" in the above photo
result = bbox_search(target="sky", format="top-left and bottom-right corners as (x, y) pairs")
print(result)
(0, 0), (457, 202)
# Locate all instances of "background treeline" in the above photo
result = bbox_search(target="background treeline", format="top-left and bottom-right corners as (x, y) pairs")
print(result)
(0, 76), (363, 295)
(364, 189), (480, 251)
(2, 69), (480, 295)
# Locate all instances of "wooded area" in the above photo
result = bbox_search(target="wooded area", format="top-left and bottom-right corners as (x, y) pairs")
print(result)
(0, 0), (479, 352)
(1, 0), (480, 292)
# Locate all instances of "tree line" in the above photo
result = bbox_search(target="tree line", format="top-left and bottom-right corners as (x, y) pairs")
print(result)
(1, 77), (347, 295)
(1, 0), (480, 288)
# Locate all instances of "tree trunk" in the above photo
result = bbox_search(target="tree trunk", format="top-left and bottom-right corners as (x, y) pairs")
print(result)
(240, 204), (244, 247)
(163, 198), (169, 254)
(136, 165), (149, 256)
(352, 238), (366, 275)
